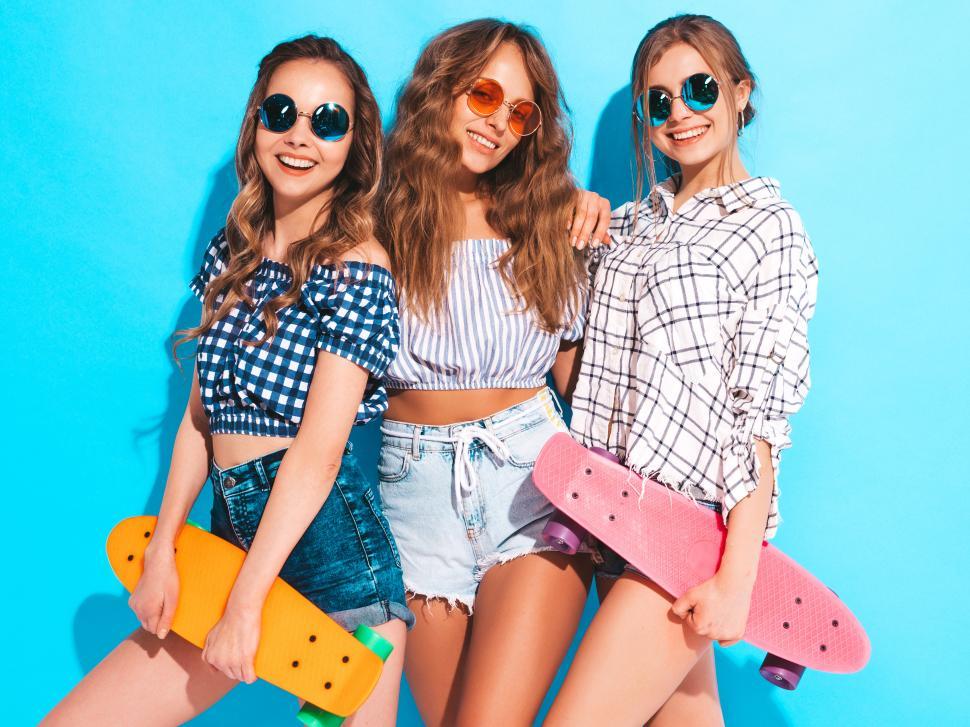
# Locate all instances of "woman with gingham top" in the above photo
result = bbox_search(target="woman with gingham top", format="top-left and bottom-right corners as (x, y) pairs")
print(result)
(375, 20), (611, 726)
(46, 36), (410, 726)
(546, 15), (818, 726)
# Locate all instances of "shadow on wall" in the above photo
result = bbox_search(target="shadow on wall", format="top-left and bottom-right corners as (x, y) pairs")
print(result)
(70, 154), (388, 723)
(587, 84), (674, 209)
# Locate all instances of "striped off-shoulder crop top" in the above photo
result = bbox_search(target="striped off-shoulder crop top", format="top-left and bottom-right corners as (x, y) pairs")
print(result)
(191, 230), (399, 436)
(384, 238), (586, 391)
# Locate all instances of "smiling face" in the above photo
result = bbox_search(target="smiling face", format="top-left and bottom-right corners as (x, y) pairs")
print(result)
(254, 59), (355, 210)
(450, 42), (534, 178)
(645, 42), (749, 172)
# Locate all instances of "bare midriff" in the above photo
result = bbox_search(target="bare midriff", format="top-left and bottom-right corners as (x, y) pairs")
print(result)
(384, 386), (544, 426)
(212, 434), (295, 470)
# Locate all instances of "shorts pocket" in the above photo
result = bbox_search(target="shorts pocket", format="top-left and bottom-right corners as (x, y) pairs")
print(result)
(506, 418), (559, 469)
(363, 488), (402, 569)
(378, 445), (412, 483)
(223, 485), (269, 550)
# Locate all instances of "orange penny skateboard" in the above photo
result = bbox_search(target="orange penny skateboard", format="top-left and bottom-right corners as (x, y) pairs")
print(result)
(106, 516), (391, 725)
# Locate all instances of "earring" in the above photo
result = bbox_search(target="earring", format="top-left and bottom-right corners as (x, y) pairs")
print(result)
(737, 111), (745, 137)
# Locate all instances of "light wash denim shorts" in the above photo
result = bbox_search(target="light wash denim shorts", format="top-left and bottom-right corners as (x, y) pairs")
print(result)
(378, 388), (570, 611)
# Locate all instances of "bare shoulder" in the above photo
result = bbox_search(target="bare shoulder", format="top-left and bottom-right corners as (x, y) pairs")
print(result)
(342, 237), (391, 271)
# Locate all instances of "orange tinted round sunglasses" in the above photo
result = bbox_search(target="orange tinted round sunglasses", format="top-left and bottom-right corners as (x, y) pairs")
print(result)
(465, 77), (542, 137)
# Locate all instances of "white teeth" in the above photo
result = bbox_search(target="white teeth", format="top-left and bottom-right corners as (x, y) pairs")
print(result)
(278, 155), (316, 169)
(467, 131), (497, 149)
(672, 127), (707, 140)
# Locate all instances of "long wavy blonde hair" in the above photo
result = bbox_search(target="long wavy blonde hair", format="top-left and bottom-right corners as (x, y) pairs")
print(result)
(177, 35), (382, 350)
(378, 19), (583, 332)
(631, 15), (757, 221)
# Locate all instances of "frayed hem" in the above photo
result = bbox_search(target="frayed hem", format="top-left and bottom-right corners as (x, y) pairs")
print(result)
(405, 587), (476, 615)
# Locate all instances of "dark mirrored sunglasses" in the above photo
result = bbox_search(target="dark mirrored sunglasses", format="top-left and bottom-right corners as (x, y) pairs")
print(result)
(634, 73), (719, 127)
(258, 93), (351, 142)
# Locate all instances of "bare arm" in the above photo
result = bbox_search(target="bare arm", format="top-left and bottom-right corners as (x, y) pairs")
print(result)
(130, 367), (212, 637)
(671, 439), (774, 645)
(550, 340), (582, 404)
(201, 351), (368, 682)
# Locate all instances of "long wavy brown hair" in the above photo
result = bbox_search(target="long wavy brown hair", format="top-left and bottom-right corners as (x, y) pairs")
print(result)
(378, 19), (583, 332)
(177, 35), (382, 351)
(631, 15), (757, 221)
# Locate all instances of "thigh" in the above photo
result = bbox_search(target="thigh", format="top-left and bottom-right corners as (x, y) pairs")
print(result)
(42, 629), (236, 726)
(345, 618), (408, 727)
(456, 551), (593, 727)
(545, 571), (712, 726)
(649, 647), (723, 727)
(402, 595), (471, 727)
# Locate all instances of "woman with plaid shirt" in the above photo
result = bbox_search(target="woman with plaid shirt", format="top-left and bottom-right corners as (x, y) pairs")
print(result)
(46, 36), (410, 726)
(547, 16), (818, 726)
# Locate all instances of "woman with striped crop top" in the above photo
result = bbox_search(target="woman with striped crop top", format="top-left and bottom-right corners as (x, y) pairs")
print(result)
(375, 19), (612, 726)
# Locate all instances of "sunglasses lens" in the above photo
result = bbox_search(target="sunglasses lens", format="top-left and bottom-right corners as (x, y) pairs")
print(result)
(684, 74), (718, 112)
(647, 89), (671, 126)
(509, 101), (541, 136)
(259, 94), (297, 132)
(467, 78), (503, 116)
(312, 103), (350, 141)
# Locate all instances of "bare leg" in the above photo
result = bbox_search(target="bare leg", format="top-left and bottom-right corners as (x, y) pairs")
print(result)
(455, 552), (592, 727)
(402, 595), (471, 726)
(649, 647), (723, 727)
(42, 629), (236, 726)
(545, 571), (713, 726)
(343, 618), (408, 726)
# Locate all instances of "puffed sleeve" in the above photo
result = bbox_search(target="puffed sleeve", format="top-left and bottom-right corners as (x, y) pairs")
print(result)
(721, 208), (819, 538)
(189, 229), (230, 301)
(561, 281), (589, 342)
(300, 264), (400, 379)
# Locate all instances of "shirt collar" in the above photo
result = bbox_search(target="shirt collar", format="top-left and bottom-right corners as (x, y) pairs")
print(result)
(653, 175), (782, 215)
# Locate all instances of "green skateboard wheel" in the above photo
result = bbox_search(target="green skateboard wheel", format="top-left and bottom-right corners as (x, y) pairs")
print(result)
(296, 702), (344, 727)
(353, 624), (394, 661)
(184, 519), (206, 530)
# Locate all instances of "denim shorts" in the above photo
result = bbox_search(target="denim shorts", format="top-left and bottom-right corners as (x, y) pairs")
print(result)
(592, 499), (721, 580)
(378, 388), (571, 611)
(209, 445), (414, 631)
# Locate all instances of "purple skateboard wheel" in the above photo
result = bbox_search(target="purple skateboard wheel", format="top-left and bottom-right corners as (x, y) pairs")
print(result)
(759, 653), (806, 690)
(590, 447), (621, 464)
(542, 512), (586, 554)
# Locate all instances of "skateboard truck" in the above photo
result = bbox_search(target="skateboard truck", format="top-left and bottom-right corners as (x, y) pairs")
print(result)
(541, 447), (617, 554)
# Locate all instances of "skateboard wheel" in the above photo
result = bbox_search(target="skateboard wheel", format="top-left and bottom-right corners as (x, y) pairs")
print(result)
(185, 519), (206, 530)
(590, 446), (621, 464)
(353, 624), (394, 662)
(759, 653), (806, 690)
(541, 512), (586, 554)
(296, 702), (344, 727)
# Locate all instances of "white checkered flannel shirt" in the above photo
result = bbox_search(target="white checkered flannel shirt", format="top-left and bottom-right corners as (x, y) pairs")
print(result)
(570, 176), (818, 538)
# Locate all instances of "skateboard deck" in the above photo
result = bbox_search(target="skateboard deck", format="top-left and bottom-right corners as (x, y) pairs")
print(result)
(106, 516), (385, 718)
(533, 434), (870, 674)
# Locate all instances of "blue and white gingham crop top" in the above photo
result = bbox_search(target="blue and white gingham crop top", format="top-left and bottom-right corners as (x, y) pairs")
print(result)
(384, 238), (586, 391)
(190, 230), (399, 436)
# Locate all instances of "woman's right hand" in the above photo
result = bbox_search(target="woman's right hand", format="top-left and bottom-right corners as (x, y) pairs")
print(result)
(128, 543), (180, 639)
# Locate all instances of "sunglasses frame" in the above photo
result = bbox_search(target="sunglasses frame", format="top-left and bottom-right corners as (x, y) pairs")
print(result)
(634, 73), (720, 127)
(257, 93), (353, 142)
(464, 77), (542, 138)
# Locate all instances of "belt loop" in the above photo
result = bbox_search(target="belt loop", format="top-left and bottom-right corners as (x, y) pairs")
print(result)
(254, 458), (268, 488)
(411, 426), (421, 460)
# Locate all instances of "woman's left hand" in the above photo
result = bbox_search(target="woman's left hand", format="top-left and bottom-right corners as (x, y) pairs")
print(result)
(671, 572), (754, 646)
(569, 189), (612, 249)
(201, 605), (262, 683)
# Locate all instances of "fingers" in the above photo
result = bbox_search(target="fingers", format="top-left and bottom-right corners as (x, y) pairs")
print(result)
(570, 194), (592, 249)
(157, 591), (176, 639)
(671, 592), (694, 620)
(574, 195), (599, 249)
(718, 638), (741, 647)
(591, 197), (611, 246)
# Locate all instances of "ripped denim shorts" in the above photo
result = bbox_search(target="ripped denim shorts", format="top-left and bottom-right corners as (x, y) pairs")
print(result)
(209, 445), (414, 631)
(378, 388), (571, 611)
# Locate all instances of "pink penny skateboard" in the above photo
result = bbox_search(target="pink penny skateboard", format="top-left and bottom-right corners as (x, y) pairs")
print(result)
(534, 433), (870, 689)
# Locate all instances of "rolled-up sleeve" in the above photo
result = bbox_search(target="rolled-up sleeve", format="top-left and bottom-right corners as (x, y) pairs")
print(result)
(721, 209), (819, 538)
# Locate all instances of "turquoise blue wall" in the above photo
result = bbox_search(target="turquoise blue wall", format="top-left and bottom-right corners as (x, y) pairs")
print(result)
(5, 1), (967, 724)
